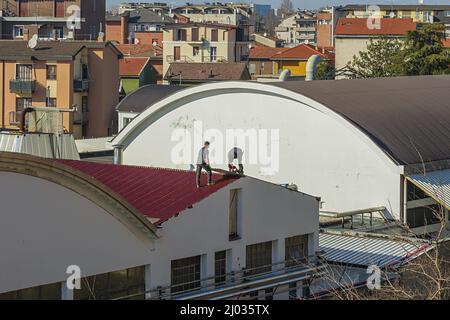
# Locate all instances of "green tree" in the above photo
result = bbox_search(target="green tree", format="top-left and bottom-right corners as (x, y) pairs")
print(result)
(400, 24), (450, 76)
(347, 24), (450, 78)
(316, 61), (335, 80)
(347, 37), (403, 78)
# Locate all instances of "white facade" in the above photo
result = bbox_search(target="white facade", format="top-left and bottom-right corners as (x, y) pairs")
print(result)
(112, 82), (404, 221)
(0, 155), (319, 299)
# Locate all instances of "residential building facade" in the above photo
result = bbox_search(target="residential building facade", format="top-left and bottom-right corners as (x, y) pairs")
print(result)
(162, 22), (251, 80)
(334, 18), (417, 77)
(0, 40), (122, 138)
(276, 11), (317, 46)
(0, 0), (105, 40)
(336, 4), (450, 38)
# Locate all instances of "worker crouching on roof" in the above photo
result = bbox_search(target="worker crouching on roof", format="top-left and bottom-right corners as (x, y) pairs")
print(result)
(228, 147), (244, 175)
(196, 141), (214, 188)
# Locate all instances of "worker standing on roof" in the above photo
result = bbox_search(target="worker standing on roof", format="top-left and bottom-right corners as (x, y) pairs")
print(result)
(196, 141), (214, 188)
(228, 147), (244, 174)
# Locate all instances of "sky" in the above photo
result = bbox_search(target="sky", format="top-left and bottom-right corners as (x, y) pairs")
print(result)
(106, 0), (450, 10)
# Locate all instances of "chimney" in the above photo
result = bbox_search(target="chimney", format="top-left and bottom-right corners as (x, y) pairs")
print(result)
(121, 12), (129, 44)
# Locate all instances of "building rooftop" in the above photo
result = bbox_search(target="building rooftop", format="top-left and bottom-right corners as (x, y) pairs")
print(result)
(107, 8), (174, 24)
(116, 84), (186, 113)
(115, 44), (162, 58)
(273, 75), (450, 166)
(271, 44), (328, 60)
(335, 18), (417, 36)
(54, 160), (239, 225)
(119, 57), (150, 77)
(0, 40), (122, 60)
(338, 4), (450, 11)
(249, 46), (289, 59)
(165, 63), (250, 82)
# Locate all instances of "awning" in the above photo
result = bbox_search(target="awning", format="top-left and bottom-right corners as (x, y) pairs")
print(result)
(407, 169), (450, 211)
(319, 232), (431, 268)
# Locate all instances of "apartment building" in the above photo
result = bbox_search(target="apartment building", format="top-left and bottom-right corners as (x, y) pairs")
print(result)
(0, 0), (105, 40)
(106, 8), (174, 46)
(335, 18), (417, 77)
(276, 11), (317, 46)
(316, 9), (334, 48)
(0, 40), (122, 138)
(162, 22), (251, 80)
(336, 4), (450, 38)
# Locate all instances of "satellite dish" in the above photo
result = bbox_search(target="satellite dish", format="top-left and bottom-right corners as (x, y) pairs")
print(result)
(28, 34), (38, 50)
(304, 39), (310, 45)
(98, 31), (105, 38)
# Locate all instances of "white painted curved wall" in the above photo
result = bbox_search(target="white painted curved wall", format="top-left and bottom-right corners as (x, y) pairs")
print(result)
(0, 172), (154, 293)
(120, 86), (402, 218)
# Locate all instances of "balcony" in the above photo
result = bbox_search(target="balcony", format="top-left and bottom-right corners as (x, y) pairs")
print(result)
(74, 79), (89, 92)
(9, 79), (36, 94)
(166, 55), (194, 63)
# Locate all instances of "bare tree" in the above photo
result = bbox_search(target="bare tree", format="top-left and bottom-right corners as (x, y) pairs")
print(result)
(279, 0), (294, 16)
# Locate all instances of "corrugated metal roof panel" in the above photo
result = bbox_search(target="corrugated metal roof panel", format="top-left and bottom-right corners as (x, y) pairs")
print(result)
(319, 232), (430, 268)
(407, 169), (450, 210)
(54, 160), (239, 224)
(273, 75), (450, 166)
(0, 133), (80, 160)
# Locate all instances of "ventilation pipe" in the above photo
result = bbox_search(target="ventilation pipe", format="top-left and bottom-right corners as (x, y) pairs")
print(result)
(305, 54), (322, 81)
(278, 69), (291, 81)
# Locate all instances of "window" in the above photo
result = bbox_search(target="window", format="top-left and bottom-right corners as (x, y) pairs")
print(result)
(191, 28), (199, 41)
(245, 241), (272, 276)
(215, 251), (227, 286)
(54, 26), (64, 39)
(176, 29), (187, 41)
(211, 29), (218, 42)
(171, 255), (201, 294)
(16, 64), (32, 80)
(123, 117), (133, 128)
(446, 11), (450, 17)
(46, 97), (56, 108)
(0, 282), (61, 300)
(13, 25), (24, 38)
(81, 96), (88, 113)
(46, 65), (57, 80)
(193, 46), (200, 56)
(285, 235), (308, 267)
(210, 47), (217, 62)
(174, 46), (181, 61)
(229, 189), (240, 240)
(74, 266), (145, 300)
(16, 97), (32, 113)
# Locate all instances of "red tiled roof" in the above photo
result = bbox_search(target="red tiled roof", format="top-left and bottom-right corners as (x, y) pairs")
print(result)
(116, 44), (162, 58)
(249, 46), (289, 59)
(119, 57), (150, 77)
(271, 44), (326, 60)
(335, 18), (417, 36)
(54, 160), (239, 225)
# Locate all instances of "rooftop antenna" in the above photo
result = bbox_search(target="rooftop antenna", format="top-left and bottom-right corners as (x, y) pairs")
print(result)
(28, 34), (38, 50)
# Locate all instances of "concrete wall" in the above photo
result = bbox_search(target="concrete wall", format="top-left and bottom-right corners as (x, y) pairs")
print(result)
(142, 176), (319, 293)
(117, 83), (403, 219)
(335, 37), (370, 76)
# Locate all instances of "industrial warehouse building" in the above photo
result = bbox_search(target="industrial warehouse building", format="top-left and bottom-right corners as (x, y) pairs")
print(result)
(0, 152), (321, 300)
(111, 75), (450, 235)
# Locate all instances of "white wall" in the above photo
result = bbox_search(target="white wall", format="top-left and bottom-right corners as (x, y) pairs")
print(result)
(0, 172), (154, 293)
(118, 111), (138, 132)
(145, 176), (319, 292)
(119, 86), (403, 219)
(335, 37), (371, 77)
(0, 170), (318, 297)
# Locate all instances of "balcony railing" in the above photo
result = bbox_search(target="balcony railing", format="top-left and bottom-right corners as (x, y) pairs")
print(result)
(203, 56), (228, 63)
(9, 79), (36, 94)
(74, 79), (89, 92)
(166, 55), (194, 63)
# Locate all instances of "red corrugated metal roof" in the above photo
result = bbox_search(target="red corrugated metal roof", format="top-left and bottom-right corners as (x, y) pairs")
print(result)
(335, 18), (417, 36)
(54, 160), (239, 225)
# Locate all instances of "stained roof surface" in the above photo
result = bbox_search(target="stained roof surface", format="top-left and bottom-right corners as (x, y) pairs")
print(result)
(54, 160), (239, 224)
